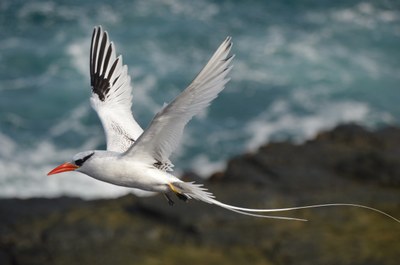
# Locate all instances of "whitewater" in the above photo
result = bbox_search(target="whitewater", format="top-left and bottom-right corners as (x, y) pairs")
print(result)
(0, 0), (399, 198)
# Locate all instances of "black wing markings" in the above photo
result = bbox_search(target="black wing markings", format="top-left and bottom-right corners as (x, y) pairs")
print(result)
(90, 26), (120, 102)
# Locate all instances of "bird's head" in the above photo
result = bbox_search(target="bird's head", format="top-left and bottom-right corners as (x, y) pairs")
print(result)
(47, 151), (95, 176)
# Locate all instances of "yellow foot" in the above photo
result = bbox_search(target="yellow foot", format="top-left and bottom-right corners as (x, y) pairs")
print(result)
(168, 182), (180, 193)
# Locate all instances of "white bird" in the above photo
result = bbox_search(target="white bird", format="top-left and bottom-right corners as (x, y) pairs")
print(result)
(48, 26), (400, 223)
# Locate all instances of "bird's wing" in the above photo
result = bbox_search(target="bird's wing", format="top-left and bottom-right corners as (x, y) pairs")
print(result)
(123, 37), (234, 165)
(90, 26), (143, 153)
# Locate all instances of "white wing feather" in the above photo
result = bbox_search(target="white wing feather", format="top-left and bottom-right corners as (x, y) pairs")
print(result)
(89, 26), (143, 153)
(90, 26), (160, 197)
(124, 37), (234, 164)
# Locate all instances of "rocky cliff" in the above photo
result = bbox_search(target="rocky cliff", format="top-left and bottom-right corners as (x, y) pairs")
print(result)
(1, 124), (399, 265)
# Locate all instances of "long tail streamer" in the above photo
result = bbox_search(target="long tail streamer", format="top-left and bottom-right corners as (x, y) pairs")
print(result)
(172, 182), (400, 223)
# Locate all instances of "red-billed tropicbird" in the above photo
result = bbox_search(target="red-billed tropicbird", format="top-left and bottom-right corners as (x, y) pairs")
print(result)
(48, 26), (399, 222)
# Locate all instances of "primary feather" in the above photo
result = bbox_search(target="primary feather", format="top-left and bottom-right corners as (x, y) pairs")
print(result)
(90, 26), (143, 153)
(125, 37), (234, 166)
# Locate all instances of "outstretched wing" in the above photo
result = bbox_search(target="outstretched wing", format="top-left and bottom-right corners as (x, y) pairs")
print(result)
(124, 37), (234, 165)
(90, 26), (143, 153)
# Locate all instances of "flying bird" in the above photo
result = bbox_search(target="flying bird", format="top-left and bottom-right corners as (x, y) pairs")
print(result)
(48, 26), (399, 222)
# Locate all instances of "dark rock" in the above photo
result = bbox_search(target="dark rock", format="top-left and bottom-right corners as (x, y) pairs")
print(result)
(218, 124), (400, 188)
(1, 124), (399, 265)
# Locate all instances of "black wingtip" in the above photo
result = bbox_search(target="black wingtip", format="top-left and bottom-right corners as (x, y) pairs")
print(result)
(90, 26), (124, 102)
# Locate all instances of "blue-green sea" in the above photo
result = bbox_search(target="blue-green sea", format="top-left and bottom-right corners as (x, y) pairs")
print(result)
(1, 0), (399, 198)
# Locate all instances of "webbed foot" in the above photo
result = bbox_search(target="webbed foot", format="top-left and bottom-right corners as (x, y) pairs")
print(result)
(175, 192), (189, 202)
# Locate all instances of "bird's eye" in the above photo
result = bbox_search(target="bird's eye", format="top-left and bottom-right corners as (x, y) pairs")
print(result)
(75, 159), (84, 166)
(74, 152), (94, 167)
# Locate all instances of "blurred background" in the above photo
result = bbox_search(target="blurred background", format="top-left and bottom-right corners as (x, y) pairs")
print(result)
(0, 0), (400, 198)
(1, 0), (400, 264)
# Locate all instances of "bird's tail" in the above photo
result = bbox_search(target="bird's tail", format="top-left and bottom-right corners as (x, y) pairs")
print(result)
(170, 181), (400, 223)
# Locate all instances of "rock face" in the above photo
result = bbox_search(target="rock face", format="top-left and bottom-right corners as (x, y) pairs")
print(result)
(1, 124), (399, 265)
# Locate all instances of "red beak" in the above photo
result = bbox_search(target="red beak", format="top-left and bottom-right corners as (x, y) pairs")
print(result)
(47, 162), (79, 176)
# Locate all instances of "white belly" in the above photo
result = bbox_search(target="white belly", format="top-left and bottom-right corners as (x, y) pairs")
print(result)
(80, 156), (178, 193)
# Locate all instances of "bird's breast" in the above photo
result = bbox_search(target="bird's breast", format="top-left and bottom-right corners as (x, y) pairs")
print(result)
(85, 159), (174, 192)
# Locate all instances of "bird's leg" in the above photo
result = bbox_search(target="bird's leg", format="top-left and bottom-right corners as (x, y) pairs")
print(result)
(167, 183), (189, 202)
(164, 193), (175, 206)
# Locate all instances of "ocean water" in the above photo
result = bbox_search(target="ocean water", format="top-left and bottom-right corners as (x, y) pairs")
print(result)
(1, 0), (399, 198)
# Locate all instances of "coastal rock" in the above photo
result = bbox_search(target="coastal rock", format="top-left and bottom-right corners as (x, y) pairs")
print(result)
(1, 124), (399, 265)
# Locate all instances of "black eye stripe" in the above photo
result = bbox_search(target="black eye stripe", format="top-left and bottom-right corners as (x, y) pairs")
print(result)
(75, 152), (94, 167)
